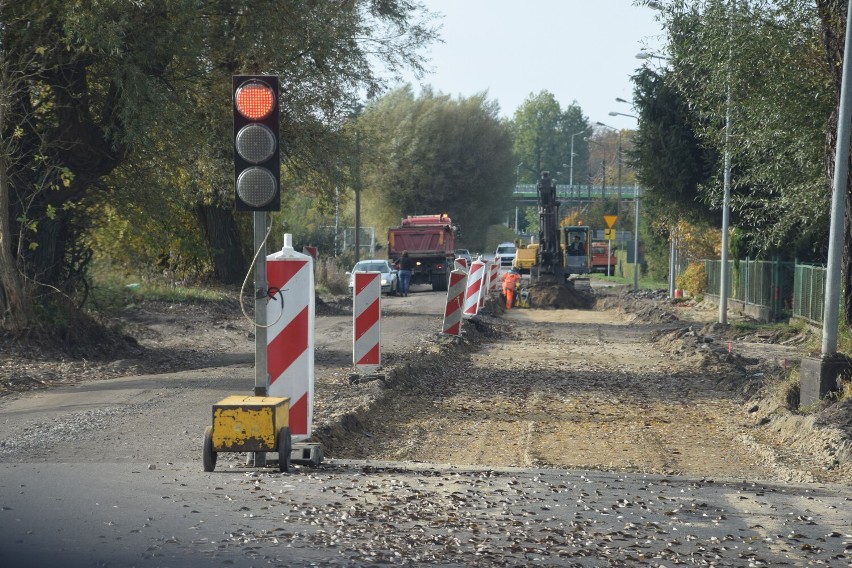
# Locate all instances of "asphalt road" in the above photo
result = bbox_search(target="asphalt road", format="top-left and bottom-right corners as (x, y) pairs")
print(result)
(1, 285), (851, 567)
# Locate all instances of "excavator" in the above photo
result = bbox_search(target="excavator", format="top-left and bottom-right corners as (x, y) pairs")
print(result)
(515, 171), (591, 289)
(533, 171), (565, 281)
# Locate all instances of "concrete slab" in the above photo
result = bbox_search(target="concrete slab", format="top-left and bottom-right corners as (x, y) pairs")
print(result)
(799, 355), (851, 408)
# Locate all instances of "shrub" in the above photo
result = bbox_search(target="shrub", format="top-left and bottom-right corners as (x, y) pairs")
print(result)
(676, 262), (707, 297)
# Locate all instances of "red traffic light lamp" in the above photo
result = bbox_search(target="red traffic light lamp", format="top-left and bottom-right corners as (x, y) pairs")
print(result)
(233, 76), (280, 211)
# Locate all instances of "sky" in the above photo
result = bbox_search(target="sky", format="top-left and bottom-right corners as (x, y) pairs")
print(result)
(389, 0), (666, 131)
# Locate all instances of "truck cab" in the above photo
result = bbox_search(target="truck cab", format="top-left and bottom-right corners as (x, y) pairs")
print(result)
(563, 226), (591, 276)
(591, 242), (617, 274)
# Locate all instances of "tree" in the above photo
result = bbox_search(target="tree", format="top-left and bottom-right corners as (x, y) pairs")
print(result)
(512, 92), (591, 185)
(816, 0), (852, 323)
(356, 87), (515, 252)
(0, 0), (439, 331)
(646, 0), (833, 260)
(630, 66), (717, 227)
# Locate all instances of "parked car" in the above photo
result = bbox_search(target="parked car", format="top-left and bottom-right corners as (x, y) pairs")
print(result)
(494, 242), (517, 269)
(455, 248), (472, 265)
(347, 259), (398, 295)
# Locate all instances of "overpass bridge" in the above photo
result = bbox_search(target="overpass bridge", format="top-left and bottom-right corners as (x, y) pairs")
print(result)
(513, 184), (638, 204)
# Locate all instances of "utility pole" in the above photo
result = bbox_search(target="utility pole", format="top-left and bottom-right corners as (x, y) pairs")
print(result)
(353, 128), (361, 263)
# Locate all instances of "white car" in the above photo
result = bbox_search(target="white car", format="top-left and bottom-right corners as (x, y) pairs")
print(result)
(494, 242), (517, 269)
(347, 259), (399, 295)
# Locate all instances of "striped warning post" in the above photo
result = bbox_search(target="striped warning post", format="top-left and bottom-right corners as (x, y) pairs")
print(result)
(488, 261), (500, 293)
(463, 259), (486, 318)
(442, 269), (467, 335)
(478, 261), (490, 309)
(454, 257), (468, 272)
(353, 272), (381, 373)
(266, 235), (315, 442)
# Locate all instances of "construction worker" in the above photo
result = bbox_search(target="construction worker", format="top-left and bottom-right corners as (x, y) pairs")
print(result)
(502, 269), (521, 310)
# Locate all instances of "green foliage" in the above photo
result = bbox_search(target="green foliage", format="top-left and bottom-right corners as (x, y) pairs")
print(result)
(675, 261), (707, 297)
(512, 92), (591, 184)
(356, 87), (515, 252)
(1, 0), (439, 330)
(647, 0), (833, 260)
(630, 67), (717, 227)
(484, 224), (519, 255)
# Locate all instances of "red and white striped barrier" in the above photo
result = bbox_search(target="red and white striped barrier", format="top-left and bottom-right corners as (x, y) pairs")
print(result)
(488, 261), (500, 293)
(353, 272), (381, 373)
(454, 257), (468, 272)
(463, 259), (486, 318)
(442, 269), (467, 335)
(478, 260), (490, 309)
(267, 234), (315, 442)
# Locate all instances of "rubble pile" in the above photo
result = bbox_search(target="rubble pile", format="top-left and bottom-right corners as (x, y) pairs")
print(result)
(525, 281), (595, 310)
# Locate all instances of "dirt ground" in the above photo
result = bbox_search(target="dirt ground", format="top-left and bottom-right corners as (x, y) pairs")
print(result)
(2, 284), (851, 486)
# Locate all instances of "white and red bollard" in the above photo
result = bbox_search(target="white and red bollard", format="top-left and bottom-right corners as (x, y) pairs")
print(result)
(351, 271), (382, 382)
(266, 234), (315, 443)
(478, 260), (491, 310)
(442, 269), (467, 335)
(454, 257), (468, 272)
(488, 261), (500, 294)
(463, 259), (486, 318)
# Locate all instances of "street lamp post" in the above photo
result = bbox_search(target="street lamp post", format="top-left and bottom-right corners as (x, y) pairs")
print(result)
(596, 121), (622, 217)
(569, 130), (587, 189)
(609, 111), (638, 120)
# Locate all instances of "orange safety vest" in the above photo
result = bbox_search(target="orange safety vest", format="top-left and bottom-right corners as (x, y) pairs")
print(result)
(502, 272), (520, 291)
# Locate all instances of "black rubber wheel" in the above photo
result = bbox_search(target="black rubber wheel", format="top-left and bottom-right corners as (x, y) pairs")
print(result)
(202, 425), (217, 472)
(431, 273), (448, 292)
(277, 427), (292, 473)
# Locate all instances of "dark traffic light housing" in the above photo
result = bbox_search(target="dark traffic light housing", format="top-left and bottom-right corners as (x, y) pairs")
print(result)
(233, 75), (280, 211)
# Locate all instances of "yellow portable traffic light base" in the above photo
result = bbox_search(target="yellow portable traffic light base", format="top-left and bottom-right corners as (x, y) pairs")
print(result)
(203, 395), (292, 473)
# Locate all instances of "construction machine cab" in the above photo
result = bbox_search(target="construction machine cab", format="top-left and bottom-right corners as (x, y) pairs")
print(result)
(563, 225), (591, 277)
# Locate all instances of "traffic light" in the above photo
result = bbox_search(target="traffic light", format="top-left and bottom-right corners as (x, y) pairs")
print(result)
(233, 75), (280, 211)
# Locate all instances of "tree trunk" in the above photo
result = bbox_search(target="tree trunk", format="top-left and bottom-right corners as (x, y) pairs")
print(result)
(195, 204), (246, 285)
(0, 163), (28, 330)
(817, 0), (852, 325)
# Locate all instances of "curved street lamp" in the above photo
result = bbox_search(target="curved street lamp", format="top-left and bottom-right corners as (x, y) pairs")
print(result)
(609, 111), (638, 119)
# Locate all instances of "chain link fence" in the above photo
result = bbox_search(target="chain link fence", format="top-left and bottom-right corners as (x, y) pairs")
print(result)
(703, 258), (795, 321)
(793, 264), (827, 324)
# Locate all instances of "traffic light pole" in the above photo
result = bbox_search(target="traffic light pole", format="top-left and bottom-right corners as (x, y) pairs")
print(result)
(254, 211), (268, 396)
(248, 212), (268, 468)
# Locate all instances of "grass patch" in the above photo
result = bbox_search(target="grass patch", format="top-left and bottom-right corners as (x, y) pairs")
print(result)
(87, 266), (233, 313)
(589, 273), (668, 290)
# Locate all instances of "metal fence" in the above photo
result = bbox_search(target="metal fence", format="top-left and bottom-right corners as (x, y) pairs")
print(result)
(703, 258), (795, 321)
(793, 264), (827, 324)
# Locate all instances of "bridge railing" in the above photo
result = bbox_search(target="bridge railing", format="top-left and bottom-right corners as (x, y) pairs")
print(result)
(513, 184), (638, 199)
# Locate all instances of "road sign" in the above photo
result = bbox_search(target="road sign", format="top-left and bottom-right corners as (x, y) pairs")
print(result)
(604, 215), (618, 228)
(604, 228), (616, 240)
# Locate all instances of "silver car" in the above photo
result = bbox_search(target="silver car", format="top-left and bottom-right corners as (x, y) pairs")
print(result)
(455, 249), (473, 265)
(347, 259), (399, 295)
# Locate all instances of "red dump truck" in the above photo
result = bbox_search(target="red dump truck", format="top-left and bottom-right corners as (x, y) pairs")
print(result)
(387, 214), (456, 291)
